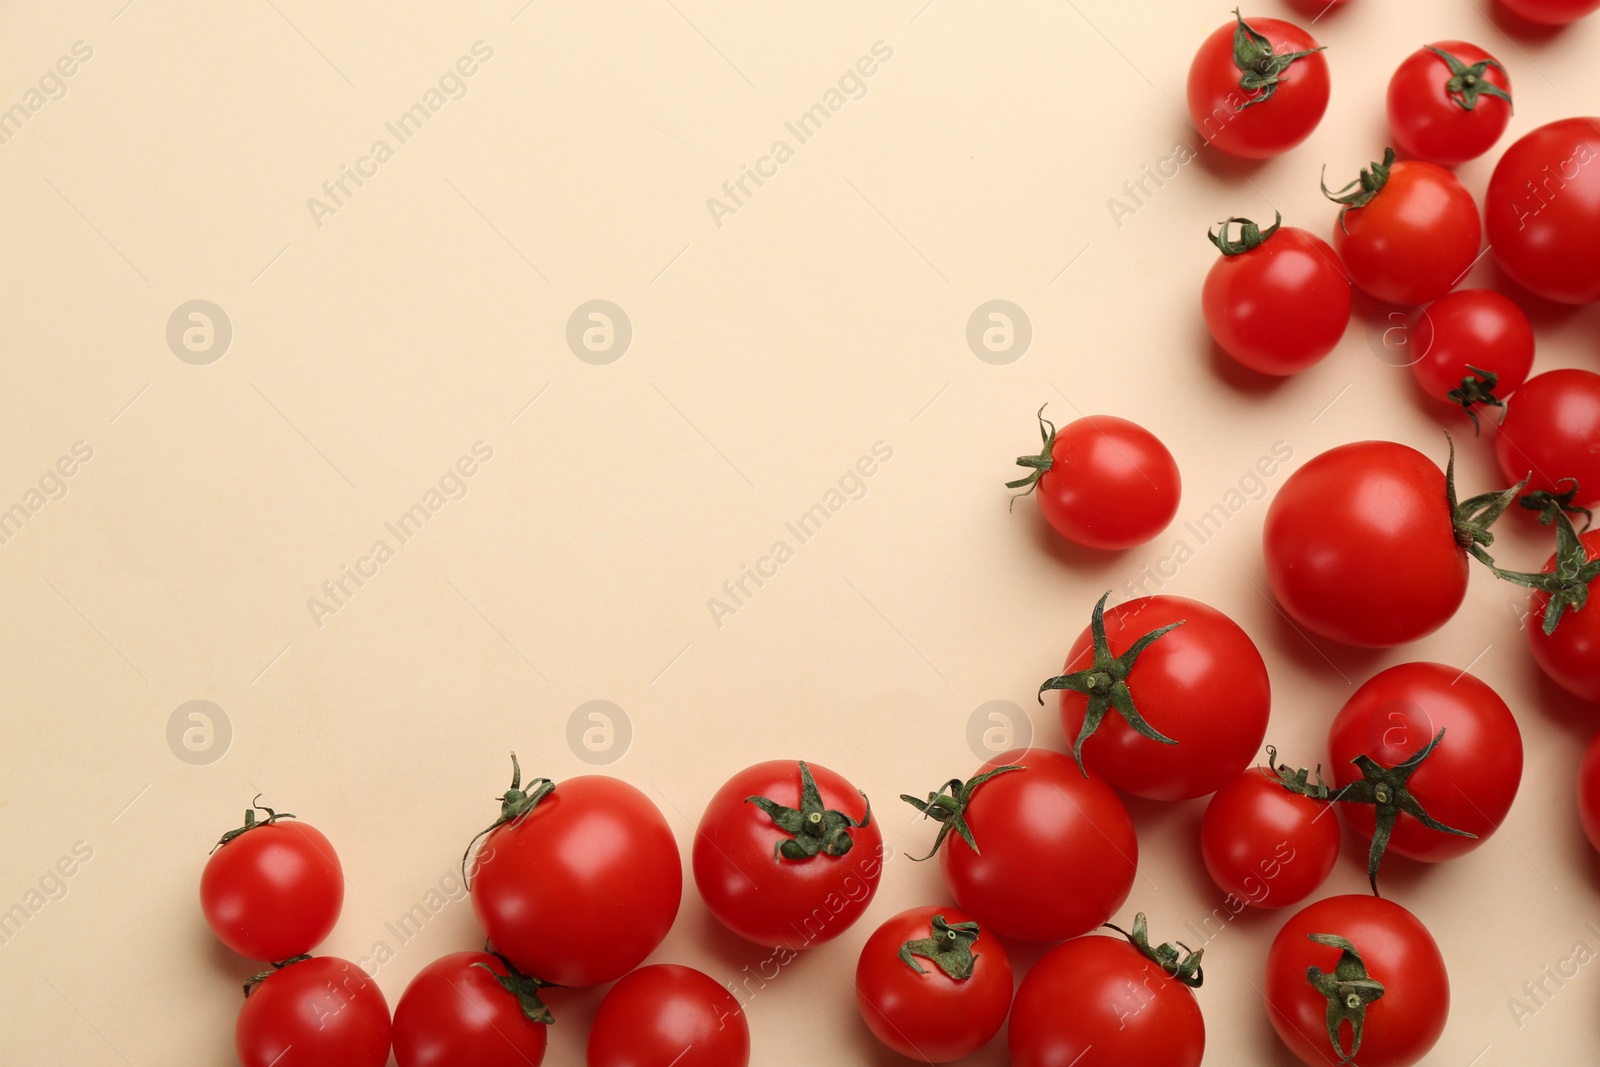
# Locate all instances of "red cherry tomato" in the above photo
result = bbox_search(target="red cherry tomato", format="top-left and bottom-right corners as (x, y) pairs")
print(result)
(1187, 13), (1329, 159)
(1499, 0), (1600, 24)
(1201, 764), (1339, 909)
(468, 760), (682, 988)
(236, 956), (392, 1067)
(1486, 118), (1600, 304)
(1265, 895), (1448, 1067)
(392, 951), (549, 1067)
(201, 802), (343, 962)
(1202, 215), (1351, 375)
(1387, 42), (1512, 166)
(1493, 369), (1600, 510)
(855, 906), (1012, 1064)
(588, 964), (750, 1067)
(1409, 289), (1533, 424)
(1527, 528), (1600, 702)
(693, 759), (882, 951)
(1327, 149), (1482, 306)
(1578, 732), (1600, 850)
(1047, 594), (1270, 800)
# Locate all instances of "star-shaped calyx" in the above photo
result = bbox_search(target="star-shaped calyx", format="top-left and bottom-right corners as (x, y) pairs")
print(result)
(898, 915), (983, 980)
(1427, 45), (1512, 112)
(1492, 504), (1600, 635)
(1104, 912), (1204, 988)
(1231, 9), (1325, 109)
(1305, 934), (1386, 1066)
(900, 764), (1025, 860)
(746, 761), (871, 861)
(473, 946), (557, 1025)
(1335, 728), (1476, 895)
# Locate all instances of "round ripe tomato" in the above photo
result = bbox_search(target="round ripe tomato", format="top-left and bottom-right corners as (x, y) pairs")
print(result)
(1499, 0), (1600, 24)
(1007, 409), (1181, 550)
(1202, 215), (1351, 375)
(901, 749), (1137, 942)
(1527, 528), (1600, 702)
(1201, 764), (1339, 909)
(1387, 43), (1512, 166)
(1326, 149), (1482, 306)
(201, 801), (343, 962)
(1579, 733), (1600, 850)
(467, 758), (682, 988)
(693, 760), (881, 951)
(1493, 369), (1600, 509)
(1265, 895), (1448, 1067)
(855, 906), (1012, 1063)
(1010, 915), (1204, 1067)
(588, 964), (750, 1067)
(236, 956), (392, 1067)
(392, 951), (549, 1067)
(1186, 13), (1329, 159)
(1486, 118), (1600, 304)
(1409, 289), (1534, 425)
(1044, 594), (1270, 800)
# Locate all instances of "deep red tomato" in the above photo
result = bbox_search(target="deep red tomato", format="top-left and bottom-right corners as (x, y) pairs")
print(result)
(855, 906), (1012, 1063)
(1010, 915), (1204, 1067)
(693, 759), (882, 951)
(1409, 289), (1534, 425)
(201, 801), (343, 962)
(1008, 409), (1181, 550)
(1486, 118), (1600, 304)
(1579, 732), (1600, 850)
(901, 749), (1137, 942)
(1043, 594), (1270, 800)
(1527, 528), (1600, 702)
(1186, 13), (1329, 159)
(1387, 42), (1512, 166)
(236, 956), (392, 1067)
(1493, 369), (1600, 509)
(467, 758), (682, 987)
(1201, 762), (1340, 909)
(588, 964), (750, 1067)
(1265, 896), (1448, 1067)
(392, 951), (549, 1067)
(1202, 215), (1351, 375)
(1326, 149), (1482, 305)
(1499, 0), (1600, 24)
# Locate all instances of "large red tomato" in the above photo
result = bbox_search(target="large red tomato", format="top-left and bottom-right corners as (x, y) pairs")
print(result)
(1525, 527), (1600, 702)
(588, 964), (750, 1067)
(1499, 0), (1600, 24)
(201, 801), (343, 962)
(1486, 118), (1600, 304)
(1265, 896), (1448, 1067)
(1493, 369), (1600, 510)
(467, 758), (682, 988)
(392, 951), (549, 1067)
(1043, 593), (1270, 800)
(1201, 760), (1340, 909)
(693, 760), (882, 951)
(1387, 42), (1512, 166)
(236, 956), (392, 1067)
(1409, 289), (1534, 428)
(1186, 13), (1329, 159)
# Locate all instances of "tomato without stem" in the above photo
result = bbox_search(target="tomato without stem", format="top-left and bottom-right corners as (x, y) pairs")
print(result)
(588, 964), (750, 1067)
(236, 956), (392, 1067)
(1486, 118), (1600, 304)
(1493, 369), (1600, 510)
(1527, 528), (1600, 702)
(1409, 289), (1533, 427)
(1201, 764), (1340, 909)
(201, 802), (343, 963)
(1387, 42), (1512, 166)
(1499, 0), (1600, 24)
(392, 951), (549, 1067)
(1187, 13), (1329, 159)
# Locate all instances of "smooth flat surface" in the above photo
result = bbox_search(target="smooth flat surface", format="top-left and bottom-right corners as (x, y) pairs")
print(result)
(2, 2), (1598, 1064)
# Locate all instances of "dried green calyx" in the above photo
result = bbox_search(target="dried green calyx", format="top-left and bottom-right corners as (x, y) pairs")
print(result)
(1104, 912), (1204, 988)
(1323, 147), (1397, 233)
(1427, 45), (1512, 112)
(899, 915), (982, 980)
(900, 764), (1025, 860)
(1231, 10), (1325, 109)
(747, 760), (871, 861)
(212, 796), (295, 853)
(1210, 212), (1282, 256)
(461, 753), (556, 885)
(1306, 934), (1385, 1066)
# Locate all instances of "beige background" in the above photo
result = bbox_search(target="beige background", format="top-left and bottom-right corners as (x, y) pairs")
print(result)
(2, 1), (1599, 1064)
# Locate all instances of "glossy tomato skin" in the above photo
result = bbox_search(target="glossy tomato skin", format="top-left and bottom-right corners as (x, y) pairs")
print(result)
(1035, 415), (1181, 550)
(1330, 662), (1522, 862)
(1410, 289), (1534, 409)
(1487, 118), (1600, 303)
(1186, 17), (1329, 159)
(588, 964), (750, 1067)
(392, 952), (546, 1067)
(1010, 931), (1204, 1067)
(693, 760), (882, 951)
(1264, 441), (1467, 647)
(1203, 225), (1351, 375)
(1057, 596), (1270, 800)
(937, 749), (1137, 942)
(1387, 42), (1512, 166)
(1266, 896), (1448, 1067)
(1528, 530), (1600, 702)
(236, 956), (392, 1067)
(1493, 369), (1600, 508)
(1333, 161), (1481, 305)
(201, 820), (343, 962)
(1201, 767), (1340, 909)
(1579, 733), (1600, 851)
(1499, 0), (1600, 24)
(471, 775), (682, 988)
(855, 906), (1012, 1063)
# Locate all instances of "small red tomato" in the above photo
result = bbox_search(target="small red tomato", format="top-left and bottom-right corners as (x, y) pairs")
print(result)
(588, 964), (750, 1067)
(693, 760), (882, 951)
(1043, 593), (1270, 801)
(1202, 214), (1351, 375)
(1201, 762), (1340, 909)
(1579, 733), (1600, 850)
(1387, 42), (1512, 166)
(236, 956), (392, 1067)
(1325, 148), (1482, 305)
(1409, 289), (1533, 427)
(1007, 408), (1181, 550)
(1486, 118), (1600, 304)
(392, 951), (549, 1067)
(855, 907), (1012, 1063)
(1010, 914), (1205, 1067)
(1499, 0), (1600, 24)
(1187, 13), (1329, 159)
(1265, 896), (1448, 1067)
(1493, 369), (1600, 510)
(901, 750), (1137, 942)
(1527, 527), (1600, 703)
(201, 801), (343, 962)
